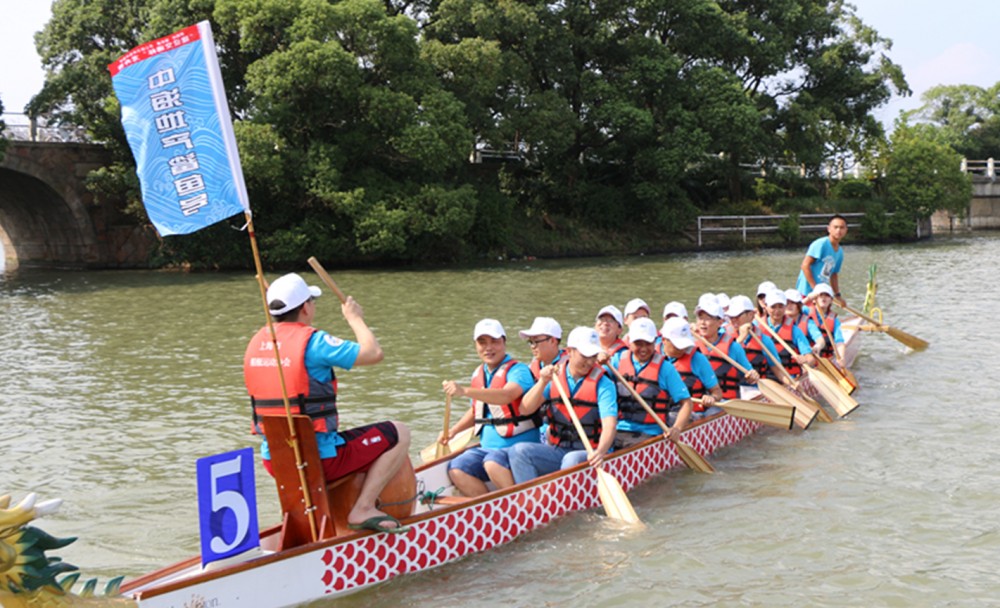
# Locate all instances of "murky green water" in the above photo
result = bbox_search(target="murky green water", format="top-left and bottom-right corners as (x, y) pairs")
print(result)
(2, 234), (997, 606)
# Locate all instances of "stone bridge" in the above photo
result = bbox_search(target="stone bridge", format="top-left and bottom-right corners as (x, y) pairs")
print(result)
(0, 140), (154, 270)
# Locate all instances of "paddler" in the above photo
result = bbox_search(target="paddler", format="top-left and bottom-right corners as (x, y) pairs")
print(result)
(505, 327), (618, 483)
(244, 273), (410, 534)
(595, 305), (628, 357)
(797, 214), (848, 307)
(755, 280), (777, 317)
(519, 316), (566, 379)
(726, 294), (781, 382)
(761, 289), (816, 378)
(692, 293), (760, 399)
(623, 298), (652, 327)
(660, 316), (723, 419)
(803, 283), (847, 365)
(440, 319), (539, 496)
(610, 317), (693, 448)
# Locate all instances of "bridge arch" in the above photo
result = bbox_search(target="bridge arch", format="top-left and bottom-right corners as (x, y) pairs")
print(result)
(0, 142), (108, 270)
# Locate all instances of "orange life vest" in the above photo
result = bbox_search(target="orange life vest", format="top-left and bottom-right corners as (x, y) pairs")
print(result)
(615, 352), (675, 426)
(243, 323), (338, 435)
(529, 349), (567, 380)
(470, 359), (539, 438)
(698, 331), (740, 399)
(670, 350), (707, 411)
(604, 339), (628, 357)
(774, 320), (803, 377)
(807, 308), (838, 359)
(740, 330), (775, 381)
(544, 365), (605, 450)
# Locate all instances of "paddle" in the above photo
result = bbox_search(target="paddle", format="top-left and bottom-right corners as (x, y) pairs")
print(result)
(836, 303), (929, 351)
(814, 310), (858, 393)
(307, 256), (348, 304)
(693, 333), (820, 429)
(435, 395), (452, 460)
(710, 398), (795, 430)
(419, 427), (478, 464)
(606, 365), (715, 473)
(756, 320), (858, 418)
(552, 372), (642, 525)
(740, 326), (830, 423)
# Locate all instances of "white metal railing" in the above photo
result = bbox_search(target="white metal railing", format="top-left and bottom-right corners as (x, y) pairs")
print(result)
(696, 212), (865, 246)
(1, 113), (92, 143)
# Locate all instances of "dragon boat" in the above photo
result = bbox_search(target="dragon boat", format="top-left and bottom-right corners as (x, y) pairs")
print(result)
(4, 320), (869, 608)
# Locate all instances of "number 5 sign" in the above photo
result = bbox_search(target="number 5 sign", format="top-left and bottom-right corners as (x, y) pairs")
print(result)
(196, 447), (260, 566)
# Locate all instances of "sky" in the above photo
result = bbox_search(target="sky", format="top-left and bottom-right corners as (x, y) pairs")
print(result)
(1, 0), (1000, 128)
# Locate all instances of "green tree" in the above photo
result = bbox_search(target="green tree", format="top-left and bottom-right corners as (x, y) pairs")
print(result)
(903, 83), (1000, 160)
(885, 127), (971, 221)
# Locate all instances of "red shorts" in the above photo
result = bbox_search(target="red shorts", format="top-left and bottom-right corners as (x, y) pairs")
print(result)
(263, 421), (398, 482)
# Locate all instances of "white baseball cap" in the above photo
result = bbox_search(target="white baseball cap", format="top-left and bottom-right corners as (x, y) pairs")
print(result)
(518, 317), (562, 340)
(726, 295), (755, 317)
(474, 318), (506, 340)
(567, 326), (602, 357)
(623, 298), (651, 317)
(765, 290), (787, 307)
(627, 317), (659, 344)
(267, 273), (322, 315)
(757, 281), (777, 296)
(660, 317), (695, 350)
(715, 293), (731, 310)
(662, 301), (689, 320)
(811, 283), (834, 298)
(784, 288), (803, 304)
(694, 293), (724, 319)
(595, 305), (623, 327)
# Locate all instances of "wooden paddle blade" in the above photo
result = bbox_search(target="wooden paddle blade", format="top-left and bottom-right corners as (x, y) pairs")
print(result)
(806, 366), (859, 417)
(718, 399), (795, 430)
(674, 440), (715, 473)
(816, 357), (856, 395)
(419, 428), (478, 464)
(800, 392), (834, 423)
(887, 326), (929, 351)
(596, 469), (643, 526)
(758, 379), (818, 430)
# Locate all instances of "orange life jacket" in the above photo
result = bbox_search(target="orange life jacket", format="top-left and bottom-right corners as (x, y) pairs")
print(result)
(740, 330), (775, 381)
(807, 308), (837, 359)
(529, 349), (567, 380)
(774, 320), (803, 377)
(615, 352), (675, 426)
(670, 350), (708, 412)
(698, 331), (740, 399)
(604, 339), (628, 357)
(470, 359), (539, 438)
(544, 365), (605, 450)
(243, 323), (338, 435)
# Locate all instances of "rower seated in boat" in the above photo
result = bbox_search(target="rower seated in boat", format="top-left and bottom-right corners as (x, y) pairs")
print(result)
(595, 305), (628, 357)
(762, 289), (817, 379)
(440, 319), (539, 497)
(660, 316), (723, 418)
(726, 295), (782, 382)
(610, 318), (693, 448)
(803, 283), (847, 366)
(244, 273), (410, 533)
(693, 294), (760, 405)
(504, 327), (618, 484)
(623, 298), (651, 330)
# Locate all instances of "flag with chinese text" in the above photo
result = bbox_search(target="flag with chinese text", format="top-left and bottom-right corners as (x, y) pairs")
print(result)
(109, 21), (249, 236)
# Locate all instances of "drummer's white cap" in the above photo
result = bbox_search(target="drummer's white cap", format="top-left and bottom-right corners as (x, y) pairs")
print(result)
(811, 283), (835, 298)
(567, 326), (602, 357)
(474, 318), (506, 340)
(627, 317), (659, 344)
(595, 305), (624, 327)
(519, 317), (562, 340)
(662, 301), (689, 320)
(660, 317), (695, 350)
(757, 280), (777, 296)
(784, 288), (804, 304)
(267, 273), (321, 315)
(765, 290), (788, 307)
(694, 293), (724, 319)
(726, 295), (755, 317)
(623, 298), (650, 317)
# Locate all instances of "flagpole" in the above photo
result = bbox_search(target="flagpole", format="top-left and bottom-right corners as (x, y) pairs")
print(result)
(245, 211), (319, 542)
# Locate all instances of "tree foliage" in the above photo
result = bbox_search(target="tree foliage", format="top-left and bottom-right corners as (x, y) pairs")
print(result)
(885, 126), (971, 221)
(28, 0), (908, 267)
(902, 83), (1000, 160)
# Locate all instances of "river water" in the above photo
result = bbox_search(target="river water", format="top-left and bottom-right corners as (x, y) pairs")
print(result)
(2, 234), (998, 607)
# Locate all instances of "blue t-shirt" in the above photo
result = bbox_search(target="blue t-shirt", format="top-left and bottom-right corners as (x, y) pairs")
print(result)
(614, 354), (691, 435)
(797, 236), (843, 295)
(261, 329), (360, 461)
(474, 355), (538, 449)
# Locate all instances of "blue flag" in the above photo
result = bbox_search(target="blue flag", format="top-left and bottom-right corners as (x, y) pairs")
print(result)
(109, 22), (250, 236)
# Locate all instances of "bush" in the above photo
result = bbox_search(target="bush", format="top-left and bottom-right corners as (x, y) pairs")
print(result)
(753, 178), (785, 206)
(777, 213), (800, 244)
(831, 178), (874, 200)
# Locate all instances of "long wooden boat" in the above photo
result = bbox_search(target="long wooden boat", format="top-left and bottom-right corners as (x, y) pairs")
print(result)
(2, 318), (864, 607)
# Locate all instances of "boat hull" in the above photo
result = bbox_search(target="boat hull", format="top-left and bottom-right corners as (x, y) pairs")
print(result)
(125, 414), (760, 607)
